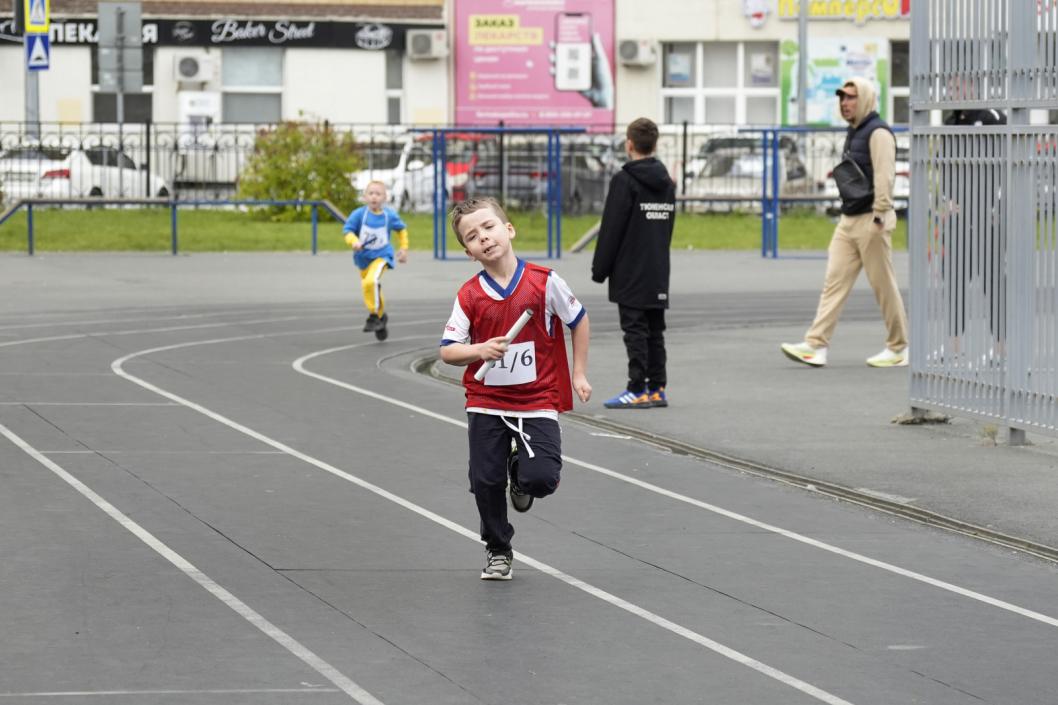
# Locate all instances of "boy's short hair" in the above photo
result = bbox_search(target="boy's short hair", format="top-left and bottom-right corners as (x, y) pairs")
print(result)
(449, 197), (510, 246)
(364, 179), (387, 192)
(626, 118), (659, 155)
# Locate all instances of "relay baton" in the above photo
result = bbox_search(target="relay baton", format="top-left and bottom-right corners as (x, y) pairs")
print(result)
(474, 308), (534, 381)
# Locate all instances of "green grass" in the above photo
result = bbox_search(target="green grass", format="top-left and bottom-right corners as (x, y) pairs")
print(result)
(0, 206), (907, 253)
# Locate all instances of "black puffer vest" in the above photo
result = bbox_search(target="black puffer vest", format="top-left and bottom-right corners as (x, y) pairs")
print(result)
(840, 111), (892, 215)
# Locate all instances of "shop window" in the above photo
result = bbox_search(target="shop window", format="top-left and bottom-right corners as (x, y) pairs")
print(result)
(385, 50), (403, 124)
(704, 96), (736, 123)
(746, 96), (778, 125)
(890, 41), (910, 125)
(743, 42), (778, 88)
(665, 97), (695, 124)
(702, 43), (737, 88)
(90, 46), (153, 122)
(92, 93), (153, 123)
(663, 43), (696, 88)
(891, 41), (909, 88)
(660, 41), (780, 125)
(222, 47), (282, 123)
(91, 45), (154, 86)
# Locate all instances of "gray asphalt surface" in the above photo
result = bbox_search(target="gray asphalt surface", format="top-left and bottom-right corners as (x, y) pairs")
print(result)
(1, 252), (1057, 704)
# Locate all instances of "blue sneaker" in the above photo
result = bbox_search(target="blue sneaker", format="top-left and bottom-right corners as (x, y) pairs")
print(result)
(647, 387), (668, 408)
(603, 390), (651, 409)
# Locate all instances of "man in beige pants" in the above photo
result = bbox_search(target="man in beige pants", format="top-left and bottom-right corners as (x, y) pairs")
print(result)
(781, 76), (909, 368)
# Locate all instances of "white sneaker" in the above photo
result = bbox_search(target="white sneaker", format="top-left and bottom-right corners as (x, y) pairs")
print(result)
(781, 342), (828, 367)
(866, 347), (909, 368)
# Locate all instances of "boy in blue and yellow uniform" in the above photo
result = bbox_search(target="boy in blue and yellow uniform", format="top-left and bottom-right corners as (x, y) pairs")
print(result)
(343, 180), (410, 340)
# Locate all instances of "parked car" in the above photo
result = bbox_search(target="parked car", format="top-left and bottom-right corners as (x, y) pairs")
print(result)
(682, 135), (810, 210)
(0, 145), (170, 205)
(351, 137), (437, 212)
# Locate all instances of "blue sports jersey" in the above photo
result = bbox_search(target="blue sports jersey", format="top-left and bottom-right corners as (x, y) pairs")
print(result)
(343, 206), (408, 270)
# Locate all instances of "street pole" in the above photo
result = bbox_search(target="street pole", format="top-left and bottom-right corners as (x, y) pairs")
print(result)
(25, 67), (39, 139)
(116, 5), (125, 124)
(797, 0), (808, 125)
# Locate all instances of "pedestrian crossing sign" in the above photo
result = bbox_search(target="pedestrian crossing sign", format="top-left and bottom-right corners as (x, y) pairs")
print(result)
(25, 32), (50, 71)
(24, 0), (49, 33)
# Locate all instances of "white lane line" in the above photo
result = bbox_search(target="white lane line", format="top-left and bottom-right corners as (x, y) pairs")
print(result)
(294, 344), (1058, 630)
(0, 304), (352, 332)
(42, 450), (286, 455)
(113, 336), (856, 705)
(0, 313), (350, 350)
(0, 688), (339, 698)
(0, 402), (180, 406)
(0, 422), (385, 705)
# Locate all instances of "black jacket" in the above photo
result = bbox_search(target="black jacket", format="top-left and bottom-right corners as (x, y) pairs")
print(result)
(840, 111), (892, 215)
(591, 157), (676, 309)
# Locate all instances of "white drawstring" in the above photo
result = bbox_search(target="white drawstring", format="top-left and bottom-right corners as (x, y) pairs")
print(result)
(500, 415), (535, 459)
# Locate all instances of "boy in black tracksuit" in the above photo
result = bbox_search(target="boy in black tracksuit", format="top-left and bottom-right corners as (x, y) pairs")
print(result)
(592, 118), (676, 409)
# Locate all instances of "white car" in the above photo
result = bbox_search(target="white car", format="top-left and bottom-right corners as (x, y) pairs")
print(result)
(821, 138), (910, 214)
(0, 145), (170, 205)
(351, 137), (437, 212)
(682, 135), (811, 211)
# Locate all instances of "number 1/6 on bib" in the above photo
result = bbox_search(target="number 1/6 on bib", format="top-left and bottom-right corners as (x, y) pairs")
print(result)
(474, 308), (535, 382)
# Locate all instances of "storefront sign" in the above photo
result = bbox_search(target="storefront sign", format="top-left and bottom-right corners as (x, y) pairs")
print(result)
(778, 0), (911, 25)
(0, 17), (433, 49)
(779, 37), (889, 125)
(454, 0), (615, 128)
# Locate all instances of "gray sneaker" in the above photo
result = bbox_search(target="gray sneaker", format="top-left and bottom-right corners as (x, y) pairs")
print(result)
(481, 550), (513, 580)
(508, 447), (533, 513)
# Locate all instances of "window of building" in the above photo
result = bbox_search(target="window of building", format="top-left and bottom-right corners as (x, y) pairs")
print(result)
(385, 50), (403, 124)
(90, 46), (154, 123)
(222, 47), (282, 123)
(891, 40), (909, 125)
(660, 41), (780, 126)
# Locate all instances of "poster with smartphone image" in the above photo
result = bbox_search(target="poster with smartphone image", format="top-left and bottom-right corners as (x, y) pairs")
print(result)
(554, 12), (592, 92)
(454, 0), (614, 128)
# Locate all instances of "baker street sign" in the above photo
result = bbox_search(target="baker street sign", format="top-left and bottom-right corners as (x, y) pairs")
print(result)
(0, 17), (433, 49)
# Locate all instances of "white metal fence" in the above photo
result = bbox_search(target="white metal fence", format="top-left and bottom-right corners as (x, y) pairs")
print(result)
(909, 0), (1058, 441)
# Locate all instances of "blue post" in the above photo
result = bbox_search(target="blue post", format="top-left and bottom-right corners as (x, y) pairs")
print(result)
(311, 204), (318, 255)
(432, 130), (441, 259)
(170, 201), (178, 255)
(555, 133), (562, 258)
(439, 131), (448, 259)
(27, 204), (34, 256)
(546, 132), (554, 258)
(770, 130), (781, 258)
(760, 131), (770, 258)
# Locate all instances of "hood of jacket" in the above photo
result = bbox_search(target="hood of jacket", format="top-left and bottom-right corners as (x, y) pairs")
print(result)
(622, 157), (673, 193)
(842, 76), (877, 127)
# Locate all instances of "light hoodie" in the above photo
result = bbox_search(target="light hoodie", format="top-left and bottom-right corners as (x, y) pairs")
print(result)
(843, 76), (896, 218)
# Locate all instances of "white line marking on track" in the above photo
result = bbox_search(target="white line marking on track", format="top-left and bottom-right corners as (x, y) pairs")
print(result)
(293, 344), (1058, 630)
(0, 422), (385, 705)
(0, 402), (179, 406)
(0, 688), (339, 698)
(0, 304), (352, 332)
(0, 313), (350, 350)
(109, 333), (857, 705)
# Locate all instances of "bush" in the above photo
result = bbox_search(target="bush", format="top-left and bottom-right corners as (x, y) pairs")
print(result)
(237, 122), (361, 222)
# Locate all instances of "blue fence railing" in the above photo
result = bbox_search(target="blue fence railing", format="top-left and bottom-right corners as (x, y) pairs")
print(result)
(0, 198), (347, 256)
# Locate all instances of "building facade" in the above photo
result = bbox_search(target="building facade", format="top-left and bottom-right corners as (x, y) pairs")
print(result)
(0, 0), (913, 127)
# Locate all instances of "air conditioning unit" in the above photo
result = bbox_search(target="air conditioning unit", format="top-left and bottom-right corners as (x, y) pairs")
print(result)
(618, 39), (657, 67)
(406, 29), (448, 60)
(173, 52), (214, 82)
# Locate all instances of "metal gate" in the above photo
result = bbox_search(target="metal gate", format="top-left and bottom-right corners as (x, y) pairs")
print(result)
(909, 0), (1058, 441)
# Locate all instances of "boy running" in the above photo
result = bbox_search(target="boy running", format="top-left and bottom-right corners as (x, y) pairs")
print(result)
(343, 180), (409, 341)
(440, 197), (592, 580)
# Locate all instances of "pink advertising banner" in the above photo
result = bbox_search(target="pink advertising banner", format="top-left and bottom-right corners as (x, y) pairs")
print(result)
(454, 0), (615, 128)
